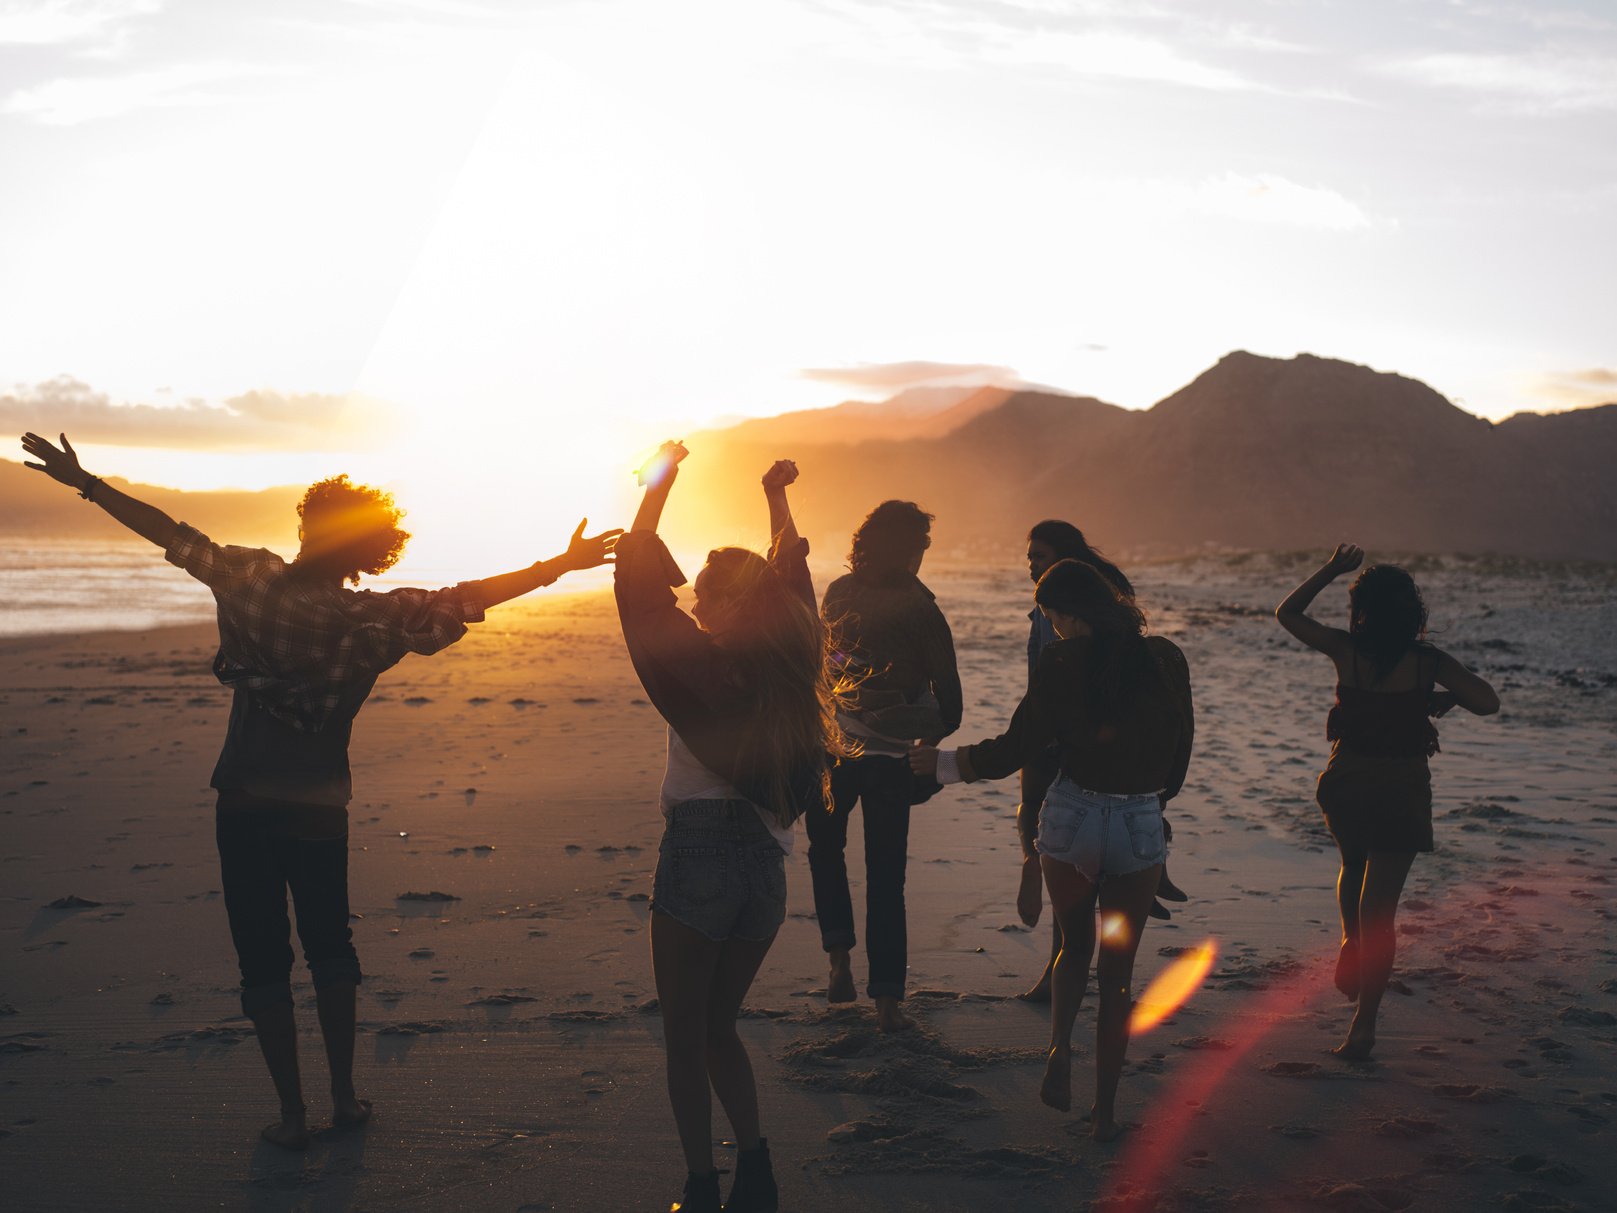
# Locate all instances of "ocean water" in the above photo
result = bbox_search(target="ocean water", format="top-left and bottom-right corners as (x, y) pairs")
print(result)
(0, 538), (469, 638)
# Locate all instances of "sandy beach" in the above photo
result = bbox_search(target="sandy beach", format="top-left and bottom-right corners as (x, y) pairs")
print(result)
(3, 554), (1613, 1212)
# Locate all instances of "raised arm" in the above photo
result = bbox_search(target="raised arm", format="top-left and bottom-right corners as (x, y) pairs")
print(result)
(462, 518), (622, 611)
(631, 440), (688, 535)
(21, 432), (179, 549)
(761, 459), (800, 549)
(1275, 543), (1363, 657)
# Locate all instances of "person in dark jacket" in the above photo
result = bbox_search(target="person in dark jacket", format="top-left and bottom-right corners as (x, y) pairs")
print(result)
(19, 431), (619, 1151)
(811, 500), (962, 1033)
(911, 559), (1192, 1139)
(1016, 521), (1184, 1004)
(615, 441), (839, 1213)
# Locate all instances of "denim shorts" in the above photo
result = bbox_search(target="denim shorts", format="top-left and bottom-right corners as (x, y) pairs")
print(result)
(652, 800), (787, 942)
(1035, 778), (1166, 882)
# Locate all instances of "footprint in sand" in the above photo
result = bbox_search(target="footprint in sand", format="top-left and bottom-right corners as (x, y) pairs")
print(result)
(580, 1070), (613, 1096)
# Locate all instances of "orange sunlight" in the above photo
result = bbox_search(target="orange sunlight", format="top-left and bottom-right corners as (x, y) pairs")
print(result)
(1128, 941), (1217, 1036)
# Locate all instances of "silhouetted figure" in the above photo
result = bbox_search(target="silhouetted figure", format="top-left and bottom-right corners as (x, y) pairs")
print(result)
(810, 501), (962, 1033)
(1277, 544), (1498, 1059)
(19, 431), (619, 1150)
(615, 442), (838, 1213)
(911, 559), (1193, 1139)
(1015, 522), (1184, 1003)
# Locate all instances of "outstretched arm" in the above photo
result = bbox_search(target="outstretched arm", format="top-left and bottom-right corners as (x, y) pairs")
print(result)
(462, 518), (623, 611)
(1275, 543), (1363, 657)
(21, 432), (178, 549)
(631, 440), (687, 535)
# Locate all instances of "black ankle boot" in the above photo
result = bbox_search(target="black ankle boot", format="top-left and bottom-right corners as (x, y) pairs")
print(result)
(672, 1170), (722, 1213)
(723, 1139), (778, 1213)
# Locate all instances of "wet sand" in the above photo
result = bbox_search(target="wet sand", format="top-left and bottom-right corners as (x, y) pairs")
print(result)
(3, 555), (1614, 1212)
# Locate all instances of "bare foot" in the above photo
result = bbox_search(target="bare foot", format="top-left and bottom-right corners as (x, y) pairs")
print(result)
(1331, 1032), (1375, 1061)
(1016, 968), (1053, 1003)
(874, 997), (915, 1033)
(1016, 861), (1043, 927)
(261, 1110), (311, 1151)
(1039, 1047), (1071, 1111)
(827, 951), (856, 1005)
(1090, 1114), (1123, 1143)
(332, 1096), (373, 1128)
(1334, 938), (1361, 1001)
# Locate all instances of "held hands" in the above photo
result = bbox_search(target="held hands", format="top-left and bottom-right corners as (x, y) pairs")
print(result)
(761, 459), (799, 492)
(1321, 543), (1365, 579)
(908, 745), (939, 779)
(20, 432), (88, 491)
(558, 518), (624, 572)
(636, 440), (689, 488)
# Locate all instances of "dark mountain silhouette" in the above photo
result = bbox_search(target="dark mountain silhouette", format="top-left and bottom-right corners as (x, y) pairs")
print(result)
(4, 352), (1613, 560)
(671, 351), (1617, 561)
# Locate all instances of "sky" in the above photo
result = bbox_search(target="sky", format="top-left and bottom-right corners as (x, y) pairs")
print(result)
(2, 0), (1614, 569)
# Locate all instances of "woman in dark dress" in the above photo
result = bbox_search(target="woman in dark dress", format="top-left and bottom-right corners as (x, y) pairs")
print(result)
(1277, 544), (1499, 1059)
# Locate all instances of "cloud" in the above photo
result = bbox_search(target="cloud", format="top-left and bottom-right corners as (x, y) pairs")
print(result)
(800, 360), (1023, 389)
(1535, 367), (1617, 408)
(1189, 172), (1376, 230)
(1382, 50), (1617, 113)
(2, 60), (278, 124)
(0, 0), (159, 46)
(975, 27), (1260, 91)
(0, 376), (404, 450)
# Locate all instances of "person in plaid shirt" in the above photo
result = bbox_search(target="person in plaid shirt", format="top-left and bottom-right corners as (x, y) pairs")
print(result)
(21, 431), (621, 1150)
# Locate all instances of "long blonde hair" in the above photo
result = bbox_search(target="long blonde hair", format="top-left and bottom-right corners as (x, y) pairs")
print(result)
(702, 539), (852, 825)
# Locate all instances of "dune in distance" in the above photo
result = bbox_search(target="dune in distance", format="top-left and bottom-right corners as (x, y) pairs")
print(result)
(4, 351), (1615, 560)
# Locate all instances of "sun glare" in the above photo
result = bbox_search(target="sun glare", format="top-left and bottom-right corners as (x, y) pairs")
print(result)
(1129, 941), (1217, 1036)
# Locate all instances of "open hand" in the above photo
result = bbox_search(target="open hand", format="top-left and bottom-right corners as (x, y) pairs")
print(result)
(1322, 543), (1365, 578)
(560, 519), (624, 571)
(908, 745), (939, 779)
(761, 459), (799, 492)
(21, 432), (87, 490)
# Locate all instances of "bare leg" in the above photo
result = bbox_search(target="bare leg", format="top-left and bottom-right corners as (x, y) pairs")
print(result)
(651, 911), (724, 1174)
(1038, 856), (1098, 1111)
(1017, 767), (1058, 1002)
(1091, 863), (1160, 1142)
(703, 931), (776, 1151)
(1334, 849), (1367, 1001)
(314, 981), (371, 1126)
(251, 1002), (310, 1149)
(1335, 850), (1415, 1060)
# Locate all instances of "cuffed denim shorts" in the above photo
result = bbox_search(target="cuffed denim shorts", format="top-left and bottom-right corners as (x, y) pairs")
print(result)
(652, 799), (787, 943)
(1036, 778), (1166, 882)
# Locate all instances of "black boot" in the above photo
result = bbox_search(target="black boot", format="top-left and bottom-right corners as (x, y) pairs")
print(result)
(672, 1170), (722, 1213)
(723, 1139), (778, 1213)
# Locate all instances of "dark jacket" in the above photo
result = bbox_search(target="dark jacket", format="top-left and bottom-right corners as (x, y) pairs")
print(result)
(959, 634), (1193, 801)
(821, 569), (963, 740)
(614, 531), (827, 823)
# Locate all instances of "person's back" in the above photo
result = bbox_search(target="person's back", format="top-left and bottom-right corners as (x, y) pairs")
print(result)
(822, 567), (960, 732)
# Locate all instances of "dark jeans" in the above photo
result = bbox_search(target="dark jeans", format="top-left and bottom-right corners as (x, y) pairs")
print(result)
(804, 754), (912, 1000)
(215, 790), (362, 1018)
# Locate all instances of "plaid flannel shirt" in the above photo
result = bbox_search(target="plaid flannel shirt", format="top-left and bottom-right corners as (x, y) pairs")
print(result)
(166, 523), (485, 733)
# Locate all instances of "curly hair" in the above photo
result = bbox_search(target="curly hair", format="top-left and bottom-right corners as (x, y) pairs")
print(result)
(295, 474), (410, 585)
(848, 500), (933, 577)
(1348, 563), (1429, 682)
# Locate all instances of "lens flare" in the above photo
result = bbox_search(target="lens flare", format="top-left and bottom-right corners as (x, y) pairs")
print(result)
(1129, 940), (1217, 1035)
(1100, 911), (1130, 943)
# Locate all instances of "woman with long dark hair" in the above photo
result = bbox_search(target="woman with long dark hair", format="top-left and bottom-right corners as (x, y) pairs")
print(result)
(1277, 544), (1498, 1059)
(911, 559), (1193, 1139)
(615, 441), (840, 1213)
(1016, 522), (1183, 1002)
